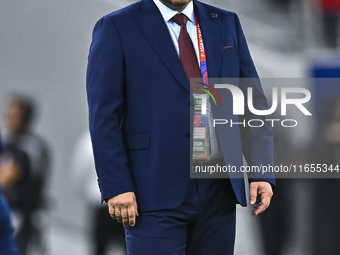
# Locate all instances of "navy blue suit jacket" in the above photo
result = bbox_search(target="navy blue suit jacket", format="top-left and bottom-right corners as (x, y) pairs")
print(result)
(87, 0), (275, 211)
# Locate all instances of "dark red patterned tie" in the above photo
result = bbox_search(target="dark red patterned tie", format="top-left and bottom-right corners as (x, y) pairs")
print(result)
(172, 14), (203, 93)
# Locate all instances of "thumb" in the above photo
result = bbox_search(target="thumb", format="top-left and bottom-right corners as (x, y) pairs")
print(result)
(135, 201), (139, 216)
(249, 183), (259, 205)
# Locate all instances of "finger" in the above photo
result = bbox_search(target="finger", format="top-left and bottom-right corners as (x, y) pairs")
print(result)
(108, 204), (117, 219)
(249, 183), (259, 205)
(128, 206), (136, 227)
(115, 208), (122, 223)
(120, 207), (129, 226)
(134, 200), (139, 217)
(252, 195), (271, 216)
(252, 202), (264, 216)
(260, 194), (271, 211)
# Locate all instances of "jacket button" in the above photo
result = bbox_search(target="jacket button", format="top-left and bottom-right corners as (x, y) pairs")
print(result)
(186, 132), (192, 138)
(188, 101), (194, 106)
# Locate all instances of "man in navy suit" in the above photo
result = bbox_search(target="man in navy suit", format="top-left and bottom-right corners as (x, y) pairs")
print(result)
(87, 0), (275, 254)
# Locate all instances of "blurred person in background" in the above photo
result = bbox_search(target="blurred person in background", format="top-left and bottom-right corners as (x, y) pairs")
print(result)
(0, 132), (20, 255)
(319, 0), (340, 48)
(308, 95), (340, 255)
(0, 95), (50, 255)
(71, 132), (126, 255)
(257, 117), (292, 255)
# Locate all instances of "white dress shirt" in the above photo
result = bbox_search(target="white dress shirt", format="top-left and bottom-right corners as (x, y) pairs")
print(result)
(153, 0), (200, 65)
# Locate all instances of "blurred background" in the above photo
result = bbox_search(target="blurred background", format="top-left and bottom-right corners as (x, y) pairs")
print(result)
(0, 0), (339, 254)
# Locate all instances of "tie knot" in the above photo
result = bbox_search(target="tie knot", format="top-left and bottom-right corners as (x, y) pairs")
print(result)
(172, 13), (188, 26)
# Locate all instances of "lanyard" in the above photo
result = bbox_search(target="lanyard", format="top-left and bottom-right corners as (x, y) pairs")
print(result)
(195, 14), (208, 84)
(194, 14), (222, 105)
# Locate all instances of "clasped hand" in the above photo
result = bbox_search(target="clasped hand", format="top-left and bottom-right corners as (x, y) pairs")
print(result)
(108, 192), (139, 227)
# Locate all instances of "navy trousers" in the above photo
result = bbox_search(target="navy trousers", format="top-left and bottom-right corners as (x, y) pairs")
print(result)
(125, 178), (237, 255)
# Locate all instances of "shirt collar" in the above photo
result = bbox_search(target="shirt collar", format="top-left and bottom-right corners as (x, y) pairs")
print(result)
(153, 0), (195, 24)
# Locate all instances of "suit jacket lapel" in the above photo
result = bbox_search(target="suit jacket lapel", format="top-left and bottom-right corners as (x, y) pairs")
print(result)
(194, 0), (223, 80)
(133, 0), (190, 92)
